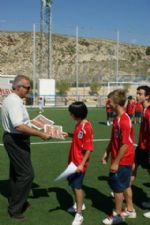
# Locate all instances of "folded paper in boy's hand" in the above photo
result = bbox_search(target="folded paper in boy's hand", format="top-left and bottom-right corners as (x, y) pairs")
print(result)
(30, 114), (54, 130)
(44, 124), (64, 139)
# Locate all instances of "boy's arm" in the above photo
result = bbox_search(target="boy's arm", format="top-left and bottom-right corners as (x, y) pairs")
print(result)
(101, 141), (111, 164)
(148, 123), (150, 164)
(110, 144), (128, 172)
(76, 150), (91, 173)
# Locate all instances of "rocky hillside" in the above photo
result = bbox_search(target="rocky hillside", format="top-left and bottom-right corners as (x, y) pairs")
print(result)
(0, 31), (150, 82)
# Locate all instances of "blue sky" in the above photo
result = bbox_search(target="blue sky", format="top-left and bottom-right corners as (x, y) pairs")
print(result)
(0, 0), (150, 45)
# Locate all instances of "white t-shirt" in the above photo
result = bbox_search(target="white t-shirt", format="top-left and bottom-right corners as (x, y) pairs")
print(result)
(1, 93), (30, 133)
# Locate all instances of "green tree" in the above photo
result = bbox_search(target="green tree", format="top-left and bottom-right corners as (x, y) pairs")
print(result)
(56, 80), (70, 95)
(146, 46), (150, 56)
(89, 82), (101, 95)
(123, 83), (131, 92)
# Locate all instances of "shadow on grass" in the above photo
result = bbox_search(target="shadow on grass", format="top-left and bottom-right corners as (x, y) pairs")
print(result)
(48, 187), (73, 213)
(132, 185), (150, 208)
(83, 184), (114, 215)
(98, 175), (109, 181)
(143, 182), (150, 188)
(98, 121), (107, 126)
(31, 187), (49, 198)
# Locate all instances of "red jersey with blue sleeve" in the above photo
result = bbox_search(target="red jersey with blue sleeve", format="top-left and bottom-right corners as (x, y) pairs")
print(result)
(111, 113), (134, 166)
(68, 120), (93, 172)
(138, 106), (150, 151)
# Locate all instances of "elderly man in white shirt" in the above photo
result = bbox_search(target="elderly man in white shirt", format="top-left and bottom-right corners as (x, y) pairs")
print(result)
(1, 75), (51, 220)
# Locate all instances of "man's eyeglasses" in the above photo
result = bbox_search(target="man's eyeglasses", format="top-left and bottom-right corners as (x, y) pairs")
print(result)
(19, 85), (30, 91)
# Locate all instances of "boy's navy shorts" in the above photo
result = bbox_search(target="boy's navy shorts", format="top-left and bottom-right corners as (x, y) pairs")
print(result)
(109, 165), (132, 193)
(135, 112), (142, 118)
(68, 172), (85, 189)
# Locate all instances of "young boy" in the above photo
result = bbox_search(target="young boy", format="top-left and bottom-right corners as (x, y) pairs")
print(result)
(131, 86), (150, 212)
(101, 89), (136, 225)
(63, 101), (93, 225)
(105, 97), (113, 126)
(132, 86), (150, 181)
(134, 97), (142, 124)
(126, 96), (135, 123)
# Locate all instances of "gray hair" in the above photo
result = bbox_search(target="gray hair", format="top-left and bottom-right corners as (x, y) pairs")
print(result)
(12, 75), (30, 90)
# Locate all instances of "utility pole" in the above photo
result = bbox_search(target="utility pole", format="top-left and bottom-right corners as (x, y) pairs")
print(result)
(40, 0), (53, 79)
(32, 23), (36, 103)
(116, 30), (119, 83)
(75, 26), (79, 100)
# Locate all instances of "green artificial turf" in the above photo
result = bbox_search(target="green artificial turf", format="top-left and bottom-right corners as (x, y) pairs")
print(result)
(0, 107), (149, 225)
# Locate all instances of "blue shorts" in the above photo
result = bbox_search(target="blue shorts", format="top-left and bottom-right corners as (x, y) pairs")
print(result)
(109, 165), (132, 193)
(135, 112), (142, 118)
(107, 112), (113, 119)
(135, 147), (150, 169)
(68, 172), (85, 189)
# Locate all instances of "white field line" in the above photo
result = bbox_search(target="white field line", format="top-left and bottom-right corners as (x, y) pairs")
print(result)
(0, 138), (110, 147)
(0, 139), (137, 147)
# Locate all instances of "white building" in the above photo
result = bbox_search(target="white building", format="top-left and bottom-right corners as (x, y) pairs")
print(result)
(0, 74), (16, 95)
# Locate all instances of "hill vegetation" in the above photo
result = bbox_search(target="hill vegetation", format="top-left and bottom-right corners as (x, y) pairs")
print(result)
(0, 31), (150, 83)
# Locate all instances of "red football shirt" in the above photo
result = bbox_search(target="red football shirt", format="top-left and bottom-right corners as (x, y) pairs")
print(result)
(106, 99), (113, 113)
(110, 113), (134, 166)
(68, 120), (93, 172)
(126, 100), (135, 115)
(135, 101), (142, 112)
(138, 106), (150, 150)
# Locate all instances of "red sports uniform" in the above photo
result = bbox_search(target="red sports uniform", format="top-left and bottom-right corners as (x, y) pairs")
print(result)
(126, 100), (135, 116)
(110, 113), (134, 165)
(135, 101), (142, 113)
(68, 121), (93, 172)
(138, 106), (150, 150)
(106, 99), (113, 113)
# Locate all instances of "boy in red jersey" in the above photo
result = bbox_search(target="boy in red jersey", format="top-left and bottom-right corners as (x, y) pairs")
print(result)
(101, 89), (136, 225)
(105, 97), (113, 126)
(126, 96), (135, 123)
(132, 86), (150, 180)
(134, 98), (143, 124)
(63, 101), (93, 225)
(131, 86), (150, 212)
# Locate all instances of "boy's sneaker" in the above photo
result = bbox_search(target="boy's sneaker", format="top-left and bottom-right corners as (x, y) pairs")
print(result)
(72, 213), (84, 225)
(107, 121), (110, 126)
(143, 211), (150, 218)
(67, 203), (86, 213)
(142, 201), (150, 209)
(121, 208), (136, 218)
(102, 214), (124, 225)
(110, 191), (114, 198)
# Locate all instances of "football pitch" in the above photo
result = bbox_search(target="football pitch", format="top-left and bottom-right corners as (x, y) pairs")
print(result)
(0, 107), (149, 225)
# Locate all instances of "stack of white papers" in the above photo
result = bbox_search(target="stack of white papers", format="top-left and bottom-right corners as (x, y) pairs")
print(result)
(44, 124), (64, 140)
(55, 162), (77, 182)
(29, 114), (65, 140)
(30, 114), (54, 130)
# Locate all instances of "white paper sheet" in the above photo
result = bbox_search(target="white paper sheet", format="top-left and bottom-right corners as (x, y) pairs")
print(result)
(55, 162), (77, 182)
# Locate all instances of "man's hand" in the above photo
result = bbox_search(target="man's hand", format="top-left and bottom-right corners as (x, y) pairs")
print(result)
(39, 132), (52, 140)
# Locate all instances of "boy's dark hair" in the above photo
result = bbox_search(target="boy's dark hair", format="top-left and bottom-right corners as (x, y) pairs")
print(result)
(128, 95), (133, 100)
(68, 101), (88, 119)
(108, 89), (127, 107)
(137, 86), (150, 98)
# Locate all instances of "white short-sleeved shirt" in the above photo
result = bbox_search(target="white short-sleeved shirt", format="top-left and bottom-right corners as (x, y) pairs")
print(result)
(1, 93), (30, 134)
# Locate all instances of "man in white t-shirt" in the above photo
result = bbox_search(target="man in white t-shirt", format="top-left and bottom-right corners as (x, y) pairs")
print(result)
(1, 75), (51, 220)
